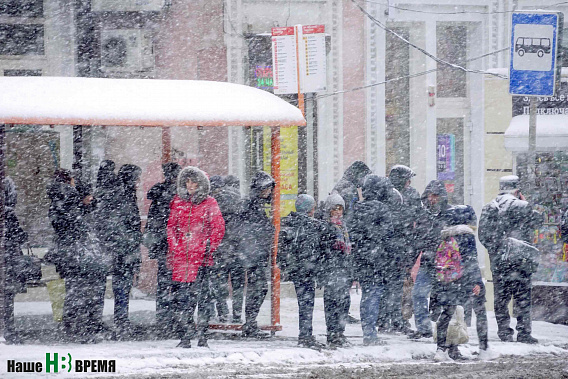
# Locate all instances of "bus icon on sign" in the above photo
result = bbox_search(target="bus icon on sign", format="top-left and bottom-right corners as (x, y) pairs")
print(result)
(515, 37), (551, 57)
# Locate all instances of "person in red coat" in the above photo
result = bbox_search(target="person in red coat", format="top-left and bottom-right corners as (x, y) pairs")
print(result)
(167, 166), (225, 348)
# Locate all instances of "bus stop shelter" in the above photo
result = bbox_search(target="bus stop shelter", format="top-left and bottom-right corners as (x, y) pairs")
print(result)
(0, 76), (306, 336)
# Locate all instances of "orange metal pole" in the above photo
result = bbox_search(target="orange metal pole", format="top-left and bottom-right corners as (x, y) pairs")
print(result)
(162, 126), (172, 163)
(270, 126), (281, 329)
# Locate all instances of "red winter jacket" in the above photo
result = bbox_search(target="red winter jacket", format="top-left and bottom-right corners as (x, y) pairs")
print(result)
(166, 194), (225, 283)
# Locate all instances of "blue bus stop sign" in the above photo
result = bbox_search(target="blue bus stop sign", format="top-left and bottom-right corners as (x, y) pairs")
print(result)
(509, 11), (563, 96)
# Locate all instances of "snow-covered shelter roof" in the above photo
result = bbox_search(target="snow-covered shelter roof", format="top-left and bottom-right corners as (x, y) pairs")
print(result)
(0, 76), (306, 127)
(504, 115), (568, 152)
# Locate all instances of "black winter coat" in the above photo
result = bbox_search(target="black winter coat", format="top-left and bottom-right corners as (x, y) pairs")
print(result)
(238, 171), (275, 267)
(350, 175), (395, 285)
(115, 165), (142, 272)
(278, 212), (324, 282)
(396, 186), (422, 270)
(414, 180), (451, 279)
(4, 178), (28, 293)
(146, 179), (177, 257)
(94, 166), (122, 260)
(47, 181), (91, 277)
(211, 185), (242, 241)
(332, 161), (372, 222)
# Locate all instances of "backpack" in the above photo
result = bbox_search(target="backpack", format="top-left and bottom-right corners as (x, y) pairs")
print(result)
(277, 224), (303, 274)
(435, 237), (463, 283)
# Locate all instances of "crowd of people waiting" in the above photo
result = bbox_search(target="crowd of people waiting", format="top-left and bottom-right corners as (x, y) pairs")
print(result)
(2, 159), (544, 361)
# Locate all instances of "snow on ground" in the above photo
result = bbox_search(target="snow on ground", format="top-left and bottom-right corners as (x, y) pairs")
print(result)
(1, 289), (568, 378)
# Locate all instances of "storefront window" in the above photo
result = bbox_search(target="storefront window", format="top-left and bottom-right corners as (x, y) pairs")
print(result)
(437, 118), (464, 204)
(517, 152), (568, 284)
(385, 27), (410, 171)
(436, 24), (467, 98)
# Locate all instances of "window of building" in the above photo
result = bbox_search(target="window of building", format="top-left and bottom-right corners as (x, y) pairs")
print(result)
(3, 69), (41, 76)
(0, 24), (44, 55)
(0, 0), (43, 17)
(385, 27), (410, 171)
(437, 118), (464, 204)
(436, 24), (467, 98)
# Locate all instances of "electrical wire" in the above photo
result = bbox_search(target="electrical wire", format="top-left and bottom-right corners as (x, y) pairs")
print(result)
(362, 0), (568, 15)
(307, 46), (510, 101)
(351, 0), (508, 79)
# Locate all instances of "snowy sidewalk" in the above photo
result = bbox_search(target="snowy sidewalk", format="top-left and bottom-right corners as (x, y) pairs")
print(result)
(2, 290), (568, 378)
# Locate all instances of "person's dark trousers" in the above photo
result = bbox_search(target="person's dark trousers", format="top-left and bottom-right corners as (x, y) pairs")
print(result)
(171, 267), (213, 342)
(210, 247), (230, 321)
(463, 296), (474, 327)
(435, 305), (457, 348)
(3, 290), (17, 343)
(360, 281), (384, 340)
(472, 293), (488, 348)
(292, 276), (316, 341)
(412, 267), (433, 334)
(112, 266), (135, 328)
(323, 274), (351, 341)
(64, 272), (107, 338)
(156, 257), (176, 328)
(228, 257), (246, 322)
(90, 273), (107, 332)
(493, 272), (533, 340)
(243, 264), (269, 333)
(378, 271), (404, 330)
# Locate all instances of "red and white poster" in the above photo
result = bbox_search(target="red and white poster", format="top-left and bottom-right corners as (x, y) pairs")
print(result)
(271, 25), (326, 94)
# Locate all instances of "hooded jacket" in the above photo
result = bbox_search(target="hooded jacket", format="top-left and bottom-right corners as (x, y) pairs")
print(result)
(238, 171), (275, 266)
(414, 180), (451, 276)
(332, 161), (372, 221)
(167, 166), (225, 283)
(145, 163), (181, 257)
(115, 165), (143, 268)
(278, 211), (324, 281)
(350, 175), (395, 284)
(47, 177), (91, 277)
(94, 160), (122, 250)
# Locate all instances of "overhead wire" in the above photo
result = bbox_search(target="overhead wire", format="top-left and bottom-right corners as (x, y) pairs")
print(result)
(308, 46), (510, 101)
(351, 0), (508, 79)
(362, 0), (568, 15)
(304, 2), (510, 101)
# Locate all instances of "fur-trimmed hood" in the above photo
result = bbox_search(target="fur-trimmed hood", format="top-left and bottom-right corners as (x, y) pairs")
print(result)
(177, 166), (210, 204)
(324, 192), (346, 219)
(4, 177), (17, 209)
(441, 224), (475, 240)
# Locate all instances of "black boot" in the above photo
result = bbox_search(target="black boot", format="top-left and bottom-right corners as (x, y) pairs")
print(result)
(448, 345), (467, 361)
(197, 337), (209, 348)
(176, 338), (191, 348)
(298, 336), (325, 351)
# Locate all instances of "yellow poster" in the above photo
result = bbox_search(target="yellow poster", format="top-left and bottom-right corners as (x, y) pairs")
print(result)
(263, 126), (298, 217)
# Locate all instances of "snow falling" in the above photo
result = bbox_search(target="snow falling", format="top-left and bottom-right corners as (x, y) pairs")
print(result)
(1, 0), (568, 378)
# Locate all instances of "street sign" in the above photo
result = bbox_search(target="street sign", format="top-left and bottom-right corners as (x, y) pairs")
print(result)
(509, 11), (563, 96)
(271, 25), (327, 95)
(298, 25), (327, 93)
(271, 27), (298, 95)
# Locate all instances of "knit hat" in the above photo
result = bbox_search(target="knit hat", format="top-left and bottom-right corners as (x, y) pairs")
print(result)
(295, 194), (316, 214)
